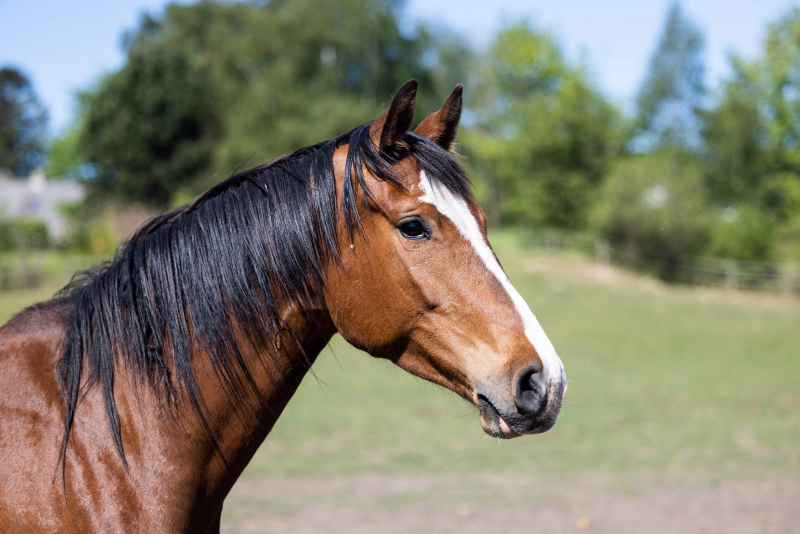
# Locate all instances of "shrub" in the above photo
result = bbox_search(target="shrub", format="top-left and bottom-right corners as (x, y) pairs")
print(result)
(593, 154), (712, 280)
(0, 219), (49, 251)
(707, 205), (774, 261)
(59, 202), (154, 254)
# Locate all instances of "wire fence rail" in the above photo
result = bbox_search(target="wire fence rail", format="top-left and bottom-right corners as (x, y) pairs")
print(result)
(523, 229), (800, 294)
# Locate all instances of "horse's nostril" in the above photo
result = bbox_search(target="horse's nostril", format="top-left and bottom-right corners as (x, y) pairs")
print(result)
(528, 374), (541, 394)
(518, 367), (541, 395)
(513, 363), (546, 416)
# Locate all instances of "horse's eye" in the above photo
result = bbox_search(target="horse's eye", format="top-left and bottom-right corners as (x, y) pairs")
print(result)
(398, 219), (428, 239)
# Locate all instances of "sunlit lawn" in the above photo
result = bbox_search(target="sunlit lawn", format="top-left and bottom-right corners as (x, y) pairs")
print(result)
(2, 233), (798, 480)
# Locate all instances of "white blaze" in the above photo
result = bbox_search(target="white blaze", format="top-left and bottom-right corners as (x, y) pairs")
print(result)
(417, 171), (564, 385)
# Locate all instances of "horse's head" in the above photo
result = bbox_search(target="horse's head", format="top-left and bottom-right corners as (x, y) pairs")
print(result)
(324, 80), (566, 438)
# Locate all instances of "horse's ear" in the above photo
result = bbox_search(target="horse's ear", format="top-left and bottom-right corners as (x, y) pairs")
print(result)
(413, 84), (463, 151)
(370, 79), (418, 153)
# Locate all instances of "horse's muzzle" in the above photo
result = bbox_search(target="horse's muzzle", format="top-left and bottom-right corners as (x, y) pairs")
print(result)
(477, 366), (567, 438)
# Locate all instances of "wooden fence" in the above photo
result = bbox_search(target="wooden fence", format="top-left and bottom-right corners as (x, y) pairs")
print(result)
(523, 229), (800, 293)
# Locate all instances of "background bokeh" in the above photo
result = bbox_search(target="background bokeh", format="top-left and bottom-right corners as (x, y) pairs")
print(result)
(1, 1), (799, 532)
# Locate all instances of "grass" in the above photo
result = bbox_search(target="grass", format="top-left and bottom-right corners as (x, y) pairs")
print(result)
(2, 232), (798, 481)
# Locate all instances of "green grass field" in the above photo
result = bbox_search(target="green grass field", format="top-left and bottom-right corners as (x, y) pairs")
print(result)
(2, 233), (798, 482)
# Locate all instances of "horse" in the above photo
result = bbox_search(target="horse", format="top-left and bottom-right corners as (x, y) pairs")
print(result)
(0, 80), (566, 533)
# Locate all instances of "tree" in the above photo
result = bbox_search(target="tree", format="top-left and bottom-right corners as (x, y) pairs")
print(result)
(464, 23), (621, 228)
(741, 8), (800, 259)
(44, 125), (84, 179)
(633, 2), (705, 152)
(706, 8), (800, 213)
(79, 42), (219, 207)
(759, 8), (800, 176)
(0, 67), (48, 177)
(702, 59), (767, 204)
(701, 8), (800, 260)
(75, 0), (470, 205)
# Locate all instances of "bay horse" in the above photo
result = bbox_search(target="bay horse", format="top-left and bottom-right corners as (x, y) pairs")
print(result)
(0, 80), (566, 533)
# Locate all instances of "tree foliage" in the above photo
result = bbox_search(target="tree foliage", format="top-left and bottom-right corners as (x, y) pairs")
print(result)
(760, 8), (800, 175)
(702, 60), (766, 203)
(634, 2), (705, 152)
(465, 23), (620, 229)
(0, 67), (48, 177)
(44, 125), (84, 180)
(79, 43), (219, 206)
(705, 9), (800, 207)
(76, 0), (469, 206)
(593, 154), (712, 279)
(701, 8), (800, 260)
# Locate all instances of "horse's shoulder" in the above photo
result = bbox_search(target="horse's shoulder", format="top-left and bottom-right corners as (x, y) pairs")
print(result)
(0, 300), (73, 532)
(2, 297), (69, 333)
(0, 299), (69, 369)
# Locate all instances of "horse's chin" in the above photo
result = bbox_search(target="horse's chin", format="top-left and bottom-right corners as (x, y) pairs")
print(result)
(478, 396), (522, 439)
(479, 413), (522, 439)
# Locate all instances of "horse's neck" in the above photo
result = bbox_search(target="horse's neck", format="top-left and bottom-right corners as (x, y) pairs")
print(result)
(168, 303), (336, 513)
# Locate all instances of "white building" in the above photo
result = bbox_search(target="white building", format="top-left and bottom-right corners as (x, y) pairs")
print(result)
(0, 169), (85, 241)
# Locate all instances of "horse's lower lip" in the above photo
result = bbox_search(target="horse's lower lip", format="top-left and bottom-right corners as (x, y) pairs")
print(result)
(478, 394), (522, 438)
(498, 416), (521, 438)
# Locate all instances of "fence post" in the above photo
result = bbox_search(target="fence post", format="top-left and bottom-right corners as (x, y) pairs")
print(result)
(785, 264), (800, 294)
(545, 232), (558, 256)
(595, 238), (610, 264)
(725, 261), (739, 290)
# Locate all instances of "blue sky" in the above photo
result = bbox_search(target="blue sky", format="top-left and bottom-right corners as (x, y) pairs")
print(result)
(1, 0), (797, 134)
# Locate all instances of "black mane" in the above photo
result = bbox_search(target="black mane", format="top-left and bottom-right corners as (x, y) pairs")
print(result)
(55, 125), (471, 467)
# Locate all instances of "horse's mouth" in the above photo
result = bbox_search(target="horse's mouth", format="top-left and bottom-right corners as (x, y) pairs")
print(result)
(477, 395), (521, 439)
(476, 370), (567, 438)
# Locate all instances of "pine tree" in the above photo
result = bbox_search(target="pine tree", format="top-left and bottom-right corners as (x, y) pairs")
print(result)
(634, 2), (705, 152)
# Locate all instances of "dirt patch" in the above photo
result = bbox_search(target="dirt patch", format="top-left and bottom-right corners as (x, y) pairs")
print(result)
(221, 472), (800, 534)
